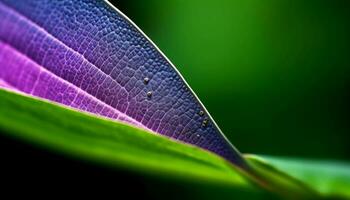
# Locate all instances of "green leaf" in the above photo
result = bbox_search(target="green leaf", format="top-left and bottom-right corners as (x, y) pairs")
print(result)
(247, 155), (350, 199)
(1, 88), (350, 199)
(0, 89), (249, 187)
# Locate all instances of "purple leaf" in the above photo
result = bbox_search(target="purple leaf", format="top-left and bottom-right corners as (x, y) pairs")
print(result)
(0, 0), (246, 167)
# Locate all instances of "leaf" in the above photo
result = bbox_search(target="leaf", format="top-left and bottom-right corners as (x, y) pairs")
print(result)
(1, 88), (350, 199)
(0, 88), (273, 199)
(247, 155), (350, 199)
(0, 89), (249, 188)
(0, 0), (244, 165)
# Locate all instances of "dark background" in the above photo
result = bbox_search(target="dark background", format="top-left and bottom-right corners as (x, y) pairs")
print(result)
(0, 0), (349, 199)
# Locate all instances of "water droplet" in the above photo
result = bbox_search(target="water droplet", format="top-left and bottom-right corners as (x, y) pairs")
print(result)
(199, 110), (204, 116)
(143, 77), (149, 85)
(202, 118), (208, 127)
(147, 91), (152, 98)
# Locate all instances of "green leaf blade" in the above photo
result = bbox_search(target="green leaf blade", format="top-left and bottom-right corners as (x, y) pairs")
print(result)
(1, 88), (350, 199)
(257, 155), (350, 199)
(0, 89), (249, 188)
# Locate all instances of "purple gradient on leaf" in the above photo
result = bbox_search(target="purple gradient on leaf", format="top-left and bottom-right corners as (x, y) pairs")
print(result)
(0, 0), (246, 166)
(0, 41), (147, 129)
(0, 78), (13, 89)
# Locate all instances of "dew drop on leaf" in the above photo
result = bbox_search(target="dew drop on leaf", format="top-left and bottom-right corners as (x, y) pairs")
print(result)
(143, 77), (149, 85)
(147, 91), (153, 98)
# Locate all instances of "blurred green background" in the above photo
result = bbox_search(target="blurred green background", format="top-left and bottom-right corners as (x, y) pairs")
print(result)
(114, 0), (350, 161)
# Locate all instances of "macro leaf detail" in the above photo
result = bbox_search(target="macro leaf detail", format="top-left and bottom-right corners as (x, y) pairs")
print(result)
(0, 0), (244, 165)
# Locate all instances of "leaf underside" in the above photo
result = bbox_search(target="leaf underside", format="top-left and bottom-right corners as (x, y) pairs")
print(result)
(0, 0), (244, 165)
